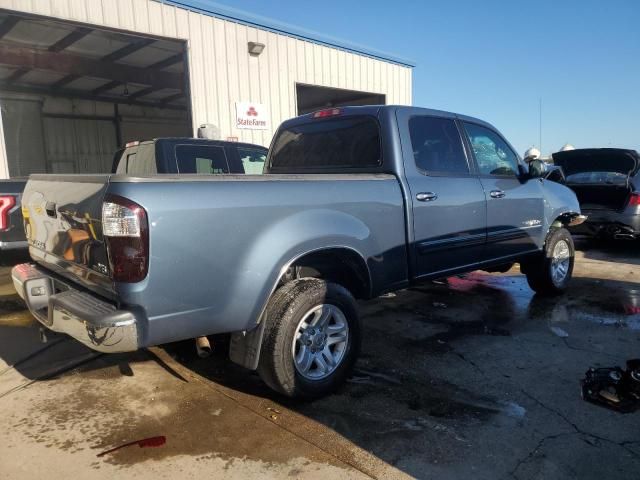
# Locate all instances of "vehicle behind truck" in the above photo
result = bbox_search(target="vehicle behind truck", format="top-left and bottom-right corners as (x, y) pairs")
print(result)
(0, 178), (27, 252)
(13, 105), (584, 398)
(552, 148), (639, 239)
(112, 138), (267, 175)
(0, 138), (267, 254)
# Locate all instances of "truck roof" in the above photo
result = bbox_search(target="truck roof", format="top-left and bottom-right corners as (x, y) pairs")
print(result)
(126, 138), (268, 151)
(280, 105), (498, 132)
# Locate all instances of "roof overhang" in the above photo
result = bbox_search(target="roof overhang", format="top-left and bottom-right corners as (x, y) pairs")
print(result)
(161, 0), (416, 68)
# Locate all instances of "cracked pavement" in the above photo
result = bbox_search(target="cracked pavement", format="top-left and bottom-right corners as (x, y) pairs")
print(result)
(0, 238), (638, 479)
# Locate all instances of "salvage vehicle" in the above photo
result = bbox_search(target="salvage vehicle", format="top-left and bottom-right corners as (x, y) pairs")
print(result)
(552, 148), (639, 240)
(0, 139), (267, 253)
(0, 178), (27, 252)
(112, 138), (268, 175)
(12, 106), (584, 398)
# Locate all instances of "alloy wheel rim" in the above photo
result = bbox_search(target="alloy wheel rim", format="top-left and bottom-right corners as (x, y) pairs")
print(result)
(551, 240), (571, 285)
(292, 304), (349, 380)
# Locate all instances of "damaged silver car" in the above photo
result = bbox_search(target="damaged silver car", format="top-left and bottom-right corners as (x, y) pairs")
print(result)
(552, 148), (640, 240)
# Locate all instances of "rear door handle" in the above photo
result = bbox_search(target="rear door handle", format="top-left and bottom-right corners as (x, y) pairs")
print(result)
(416, 192), (438, 202)
(490, 190), (506, 199)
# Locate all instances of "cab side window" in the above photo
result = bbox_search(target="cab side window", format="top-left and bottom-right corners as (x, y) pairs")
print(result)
(237, 147), (266, 174)
(463, 123), (519, 177)
(175, 145), (229, 174)
(408, 116), (469, 175)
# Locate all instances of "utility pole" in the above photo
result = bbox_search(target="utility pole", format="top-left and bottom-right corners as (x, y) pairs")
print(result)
(539, 98), (542, 154)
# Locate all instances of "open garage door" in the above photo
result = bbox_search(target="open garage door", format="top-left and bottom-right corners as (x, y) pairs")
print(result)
(0, 11), (191, 177)
(296, 83), (385, 115)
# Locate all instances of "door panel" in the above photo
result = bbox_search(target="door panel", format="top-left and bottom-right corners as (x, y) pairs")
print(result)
(481, 177), (545, 258)
(411, 176), (487, 275)
(398, 112), (487, 278)
(461, 122), (545, 259)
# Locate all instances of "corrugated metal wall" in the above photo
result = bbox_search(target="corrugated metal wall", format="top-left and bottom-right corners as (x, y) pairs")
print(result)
(0, 0), (412, 148)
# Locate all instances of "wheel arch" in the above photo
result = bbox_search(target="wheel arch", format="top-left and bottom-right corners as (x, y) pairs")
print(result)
(550, 211), (586, 229)
(229, 245), (370, 371)
(284, 246), (372, 300)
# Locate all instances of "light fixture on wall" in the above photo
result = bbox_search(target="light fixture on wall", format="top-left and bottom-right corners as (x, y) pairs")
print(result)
(248, 41), (265, 56)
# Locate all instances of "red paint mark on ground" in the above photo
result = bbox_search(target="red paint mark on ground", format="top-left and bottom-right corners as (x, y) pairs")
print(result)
(97, 436), (166, 458)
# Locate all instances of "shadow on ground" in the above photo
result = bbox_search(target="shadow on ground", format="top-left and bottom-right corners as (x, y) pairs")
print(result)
(574, 235), (639, 265)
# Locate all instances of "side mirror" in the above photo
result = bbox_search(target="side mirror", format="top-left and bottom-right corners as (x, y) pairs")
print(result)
(528, 159), (547, 178)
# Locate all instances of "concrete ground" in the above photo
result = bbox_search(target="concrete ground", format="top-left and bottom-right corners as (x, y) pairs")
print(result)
(0, 239), (638, 479)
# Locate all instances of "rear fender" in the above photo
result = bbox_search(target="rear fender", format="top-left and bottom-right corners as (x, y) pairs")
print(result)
(236, 209), (373, 328)
(229, 209), (373, 369)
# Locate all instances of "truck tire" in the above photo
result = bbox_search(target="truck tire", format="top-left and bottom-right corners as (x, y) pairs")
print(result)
(257, 278), (361, 398)
(523, 227), (575, 295)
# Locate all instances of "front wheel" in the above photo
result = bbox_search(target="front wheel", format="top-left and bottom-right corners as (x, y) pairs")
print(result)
(522, 227), (575, 295)
(257, 278), (361, 398)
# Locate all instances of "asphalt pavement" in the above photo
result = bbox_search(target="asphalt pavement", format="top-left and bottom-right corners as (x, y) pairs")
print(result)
(0, 239), (638, 479)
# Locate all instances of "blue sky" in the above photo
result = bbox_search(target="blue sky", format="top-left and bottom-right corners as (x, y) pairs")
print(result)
(216, 0), (639, 156)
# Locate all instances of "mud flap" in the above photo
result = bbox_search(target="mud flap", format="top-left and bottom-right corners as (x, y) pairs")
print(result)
(229, 320), (266, 370)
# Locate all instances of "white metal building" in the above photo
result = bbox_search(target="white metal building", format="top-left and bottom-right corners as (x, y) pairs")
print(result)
(0, 0), (413, 178)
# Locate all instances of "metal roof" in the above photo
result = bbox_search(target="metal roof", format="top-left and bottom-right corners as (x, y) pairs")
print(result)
(0, 12), (188, 110)
(160, 0), (416, 68)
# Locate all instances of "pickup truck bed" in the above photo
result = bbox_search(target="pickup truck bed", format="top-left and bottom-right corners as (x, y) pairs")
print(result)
(19, 173), (406, 349)
(13, 105), (584, 398)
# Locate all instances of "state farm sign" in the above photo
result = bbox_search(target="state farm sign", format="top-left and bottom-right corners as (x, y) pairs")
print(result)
(235, 101), (269, 130)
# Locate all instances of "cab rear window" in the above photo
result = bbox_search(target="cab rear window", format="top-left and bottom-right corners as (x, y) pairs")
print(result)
(269, 116), (381, 171)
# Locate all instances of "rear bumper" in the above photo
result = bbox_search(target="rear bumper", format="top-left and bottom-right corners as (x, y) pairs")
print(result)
(11, 263), (139, 353)
(0, 240), (28, 250)
(569, 210), (639, 238)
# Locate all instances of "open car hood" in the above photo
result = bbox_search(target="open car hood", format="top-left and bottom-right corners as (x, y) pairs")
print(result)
(552, 148), (639, 178)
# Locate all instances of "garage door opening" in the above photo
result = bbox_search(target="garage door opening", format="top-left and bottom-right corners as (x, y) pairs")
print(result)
(296, 83), (385, 115)
(0, 11), (192, 176)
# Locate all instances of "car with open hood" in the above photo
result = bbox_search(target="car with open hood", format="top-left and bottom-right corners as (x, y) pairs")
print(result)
(552, 148), (640, 240)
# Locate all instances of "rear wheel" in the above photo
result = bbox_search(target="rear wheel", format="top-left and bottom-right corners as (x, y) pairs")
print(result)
(257, 278), (360, 398)
(522, 227), (575, 295)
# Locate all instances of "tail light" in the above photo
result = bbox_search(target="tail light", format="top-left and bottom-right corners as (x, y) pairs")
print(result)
(0, 195), (16, 231)
(628, 193), (640, 207)
(102, 195), (149, 282)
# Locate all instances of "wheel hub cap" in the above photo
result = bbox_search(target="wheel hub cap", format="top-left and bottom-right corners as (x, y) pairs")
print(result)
(551, 239), (571, 285)
(292, 304), (349, 380)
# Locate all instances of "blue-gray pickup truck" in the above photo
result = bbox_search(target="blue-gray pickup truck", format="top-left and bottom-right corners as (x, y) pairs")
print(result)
(12, 106), (585, 398)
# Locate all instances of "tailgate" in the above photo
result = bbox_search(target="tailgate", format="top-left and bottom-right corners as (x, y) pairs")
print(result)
(22, 174), (114, 295)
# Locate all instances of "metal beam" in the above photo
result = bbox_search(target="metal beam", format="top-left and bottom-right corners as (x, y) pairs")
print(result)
(51, 74), (80, 89)
(159, 92), (185, 107)
(48, 27), (92, 52)
(0, 16), (19, 40)
(0, 44), (183, 90)
(126, 86), (156, 101)
(5, 67), (29, 84)
(92, 80), (122, 96)
(148, 53), (183, 70)
(101, 38), (154, 63)
(0, 81), (187, 111)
